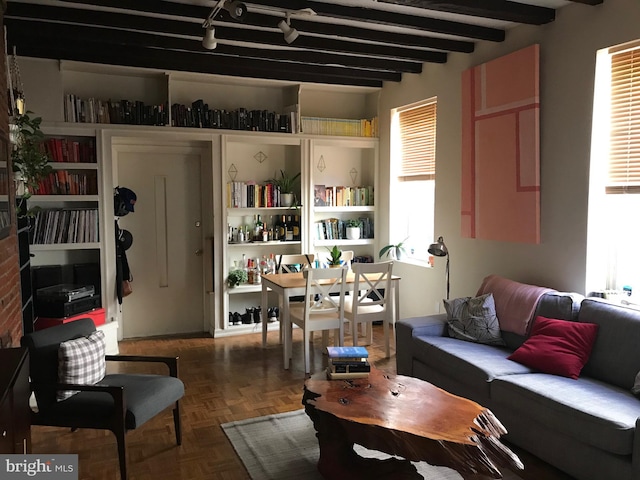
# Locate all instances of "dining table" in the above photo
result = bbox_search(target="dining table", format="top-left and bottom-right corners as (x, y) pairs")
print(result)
(260, 270), (401, 369)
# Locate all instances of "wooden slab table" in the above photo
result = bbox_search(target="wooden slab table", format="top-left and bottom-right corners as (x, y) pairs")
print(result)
(303, 367), (524, 479)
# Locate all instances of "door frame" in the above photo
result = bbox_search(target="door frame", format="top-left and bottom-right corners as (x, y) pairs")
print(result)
(100, 129), (222, 339)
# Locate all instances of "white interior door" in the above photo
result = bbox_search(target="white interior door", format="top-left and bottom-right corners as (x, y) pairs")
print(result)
(116, 144), (204, 338)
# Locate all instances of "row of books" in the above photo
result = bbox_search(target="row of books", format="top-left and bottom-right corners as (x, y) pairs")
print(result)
(64, 94), (169, 126)
(227, 181), (286, 208)
(42, 137), (96, 163)
(314, 185), (374, 207)
(301, 116), (378, 138)
(314, 217), (373, 241)
(172, 101), (294, 133)
(34, 170), (98, 196)
(326, 346), (370, 380)
(31, 208), (99, 245)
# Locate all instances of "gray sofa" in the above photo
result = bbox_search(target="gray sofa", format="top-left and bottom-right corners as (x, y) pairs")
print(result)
(397, 288), (640, 480)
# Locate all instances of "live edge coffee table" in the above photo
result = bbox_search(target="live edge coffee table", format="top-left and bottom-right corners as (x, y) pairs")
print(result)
(303, 367), (523, 480)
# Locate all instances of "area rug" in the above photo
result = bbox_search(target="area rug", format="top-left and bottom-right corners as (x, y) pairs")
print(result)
(221, 409), (523, 480)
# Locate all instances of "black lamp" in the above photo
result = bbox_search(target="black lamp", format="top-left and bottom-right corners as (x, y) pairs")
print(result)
(428, 236), (450, 300)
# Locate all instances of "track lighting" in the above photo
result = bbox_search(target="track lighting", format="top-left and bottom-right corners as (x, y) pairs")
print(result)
(202, 26), (217, 50)
(278, 14), (299, 44)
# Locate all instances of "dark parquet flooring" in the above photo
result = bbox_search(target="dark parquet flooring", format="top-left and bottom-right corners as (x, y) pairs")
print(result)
(30, 324), (575, 479)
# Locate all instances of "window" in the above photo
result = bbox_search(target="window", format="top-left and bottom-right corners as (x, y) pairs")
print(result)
(389, 99), (437, 262)
(587, 40), (640, 296)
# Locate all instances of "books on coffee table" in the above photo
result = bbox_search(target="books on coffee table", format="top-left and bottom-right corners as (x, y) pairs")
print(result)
(326, 346), (370, 380)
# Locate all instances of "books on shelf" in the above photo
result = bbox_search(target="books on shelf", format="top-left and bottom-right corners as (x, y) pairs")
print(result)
(31, 208), (99, 245)
(172, 102), (292, 132)
(314, 217), (373, 241)
(64, 94), (168, 126)
(226, 181), (283, 208)
(326, 346), (369, 359)
(43, 137), (96, 163)
(301, 116), (378, 137)
(34, 170), (98, 195)
(314, 185), (374, 207)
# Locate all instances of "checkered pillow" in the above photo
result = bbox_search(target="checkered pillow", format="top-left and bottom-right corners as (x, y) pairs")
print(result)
(57, 330), (106, 401)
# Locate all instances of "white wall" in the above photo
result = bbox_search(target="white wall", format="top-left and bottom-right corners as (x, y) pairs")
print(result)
(378, 0), (640, 318)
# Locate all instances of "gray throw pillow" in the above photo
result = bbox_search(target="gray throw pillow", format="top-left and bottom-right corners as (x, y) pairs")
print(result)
(444, 293), (506, 346)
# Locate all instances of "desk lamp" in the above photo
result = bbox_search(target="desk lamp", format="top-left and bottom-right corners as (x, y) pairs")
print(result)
(428, 236), (450, 300)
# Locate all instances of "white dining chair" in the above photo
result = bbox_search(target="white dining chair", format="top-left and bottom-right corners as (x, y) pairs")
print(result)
(344, 261), (394, 358)
(287, 266), (348, 373)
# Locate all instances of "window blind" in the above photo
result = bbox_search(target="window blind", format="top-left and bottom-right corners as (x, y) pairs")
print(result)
(398, 101), (437, 181)
(607, 45), (640, 194)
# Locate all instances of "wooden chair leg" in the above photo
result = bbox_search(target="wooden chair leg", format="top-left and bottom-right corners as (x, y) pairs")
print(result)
(114, 425), (127, 480)
(173, 401), (182, 445)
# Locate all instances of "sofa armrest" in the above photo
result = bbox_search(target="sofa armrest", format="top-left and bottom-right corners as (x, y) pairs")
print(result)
(396, 314), (448, 376)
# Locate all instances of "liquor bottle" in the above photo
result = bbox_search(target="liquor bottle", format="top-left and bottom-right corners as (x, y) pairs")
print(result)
(292, 215), (301, 241)
(254, 214), (263, 241)
(267, 253), (277, 274)
(279, 215), (288, 241)
(272, 215), (281, 241)
(286, 215), (294, 241)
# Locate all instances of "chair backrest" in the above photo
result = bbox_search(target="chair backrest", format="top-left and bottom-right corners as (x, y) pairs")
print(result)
(302, 267), (348, 319)
(351, 261), (394, 316)
(315, 250), (354, 268)
(276, 253), (314, 273)
(21, 318), (97, 410)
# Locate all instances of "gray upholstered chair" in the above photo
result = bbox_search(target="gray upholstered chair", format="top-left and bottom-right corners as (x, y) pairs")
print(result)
(21, 318), (184, 480)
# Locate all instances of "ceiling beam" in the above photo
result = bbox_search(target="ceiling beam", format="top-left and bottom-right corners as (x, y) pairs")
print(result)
(567, 0), (603, 4)
(53, 0), (504, 42)
(372, 0), (555, 24)
(6, 3), (446, 63)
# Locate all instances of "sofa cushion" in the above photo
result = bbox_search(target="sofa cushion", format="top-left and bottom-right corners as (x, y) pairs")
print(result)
(491, 373), (640, 456)
(443, 293), (505, 346)
(411, 335), (532, 398)
(578, 299), (640, 390)
(57, 330), (106, 401)
(508, 316), (598, 379)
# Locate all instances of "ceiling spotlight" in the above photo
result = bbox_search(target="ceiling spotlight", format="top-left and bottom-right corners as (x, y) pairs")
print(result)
(278, 14), (299, 44)
(202, 26), (217, 49)
(225, 0), (248, 20)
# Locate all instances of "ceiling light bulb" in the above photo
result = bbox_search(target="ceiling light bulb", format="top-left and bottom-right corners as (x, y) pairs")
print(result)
(278, 20), (299, 44)
(226, 1), (247, 20)
(202, 27), (217, 50)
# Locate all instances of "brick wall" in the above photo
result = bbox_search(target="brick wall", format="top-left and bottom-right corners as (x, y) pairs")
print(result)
(0, 7), (24, 347)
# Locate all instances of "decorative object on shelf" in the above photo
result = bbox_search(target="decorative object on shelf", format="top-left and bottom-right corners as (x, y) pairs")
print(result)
(350, 167), (358, 184)
(345, 219), (362, 240)
(326, 245), (342, 267)
(379, 238), (407, 261)
(428, 236), (450, 300)
(254, 151), (267, 163)
(7, 46), (25, 117)
(228, 163), (238, 181)
(317, 155), (326, 172)
(227, 269), (248, 288)
(269, 169), (300, 207)
(11, 112), (53, 216)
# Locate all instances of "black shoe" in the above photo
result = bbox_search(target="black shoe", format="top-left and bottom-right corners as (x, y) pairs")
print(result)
(232, 312), (242, 325)
(253, 307), (262, 323)
(241, 312), (252, 324)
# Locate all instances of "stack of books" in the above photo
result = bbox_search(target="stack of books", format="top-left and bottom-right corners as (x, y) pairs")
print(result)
(326, 346), (370, 380)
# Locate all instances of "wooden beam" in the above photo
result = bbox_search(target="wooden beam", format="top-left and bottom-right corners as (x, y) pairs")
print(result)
(373, 0), (555, 25)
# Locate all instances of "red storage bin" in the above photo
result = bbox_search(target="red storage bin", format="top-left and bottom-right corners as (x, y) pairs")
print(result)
(35, 307), (106, 331)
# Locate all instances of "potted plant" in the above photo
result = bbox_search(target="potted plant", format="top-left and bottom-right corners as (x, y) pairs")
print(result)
(270, 169), (300, 207)
(325, 245), (342, 267)
(345, 219), (362, 240)
(11, 112), (52, 215)
(227, 269), (248, 288)
(379, 238), (408, 260)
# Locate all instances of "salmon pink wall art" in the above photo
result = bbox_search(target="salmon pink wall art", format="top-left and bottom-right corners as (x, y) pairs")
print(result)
(461, 44), (540, 244)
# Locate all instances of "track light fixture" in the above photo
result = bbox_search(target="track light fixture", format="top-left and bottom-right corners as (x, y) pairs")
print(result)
(202, 26), (217, 50)
(278, 14), (299, 44)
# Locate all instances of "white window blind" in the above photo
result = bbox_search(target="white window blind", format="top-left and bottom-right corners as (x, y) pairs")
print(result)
(398, 101), (437, 181)
(607, 44), (640, 194)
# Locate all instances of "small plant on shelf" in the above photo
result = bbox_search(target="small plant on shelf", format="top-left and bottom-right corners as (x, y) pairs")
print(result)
(345, 219), (362, 240)
(345, 219), (363, 228)
(11, 111), (52, 198)
(379, 238), (408, 260)
(326, 245), (342, 266)
(269, 169), (300, 194)
(227, 269), (248, 288)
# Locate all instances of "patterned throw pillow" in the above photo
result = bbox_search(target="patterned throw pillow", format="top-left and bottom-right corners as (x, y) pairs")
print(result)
(57, 330), (106, 401)
(443, 293), (506, 346)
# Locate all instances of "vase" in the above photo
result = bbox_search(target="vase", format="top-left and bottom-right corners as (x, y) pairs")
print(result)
(346, 227), (361, 240)
(281, 193), (294, 207)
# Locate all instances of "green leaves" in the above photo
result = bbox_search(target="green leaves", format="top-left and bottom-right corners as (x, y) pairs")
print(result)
(326, 245), (342, 265)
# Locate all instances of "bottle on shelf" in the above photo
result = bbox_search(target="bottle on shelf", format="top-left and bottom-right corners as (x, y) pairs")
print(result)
(286, 215), (294, 241)
(279, 215), (287, 241)
(267, 253), (276, 274)
(293, 215), (301, 241)
(254, 214), (263, 241)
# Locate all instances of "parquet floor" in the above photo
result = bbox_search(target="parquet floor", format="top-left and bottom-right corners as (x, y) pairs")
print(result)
(31, 324), (575, 479)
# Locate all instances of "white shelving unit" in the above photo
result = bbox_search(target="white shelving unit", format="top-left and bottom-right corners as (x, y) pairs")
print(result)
(19, 57), (380, 338)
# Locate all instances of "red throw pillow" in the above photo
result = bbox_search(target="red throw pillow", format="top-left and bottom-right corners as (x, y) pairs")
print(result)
(508, 316), (599, 379)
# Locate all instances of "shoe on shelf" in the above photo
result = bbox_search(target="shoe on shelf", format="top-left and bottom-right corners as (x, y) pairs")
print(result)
(253, 307), (262, 323)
